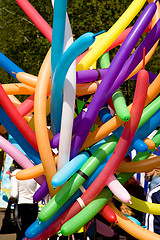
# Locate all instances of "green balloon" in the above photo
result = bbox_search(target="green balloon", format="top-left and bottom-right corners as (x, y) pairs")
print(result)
(99, 52), (110, 69)
(112, 89), (130, 122)
(138, 95), (160, 129)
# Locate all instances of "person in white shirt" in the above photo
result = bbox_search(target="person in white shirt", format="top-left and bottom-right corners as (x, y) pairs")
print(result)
(10, 165), (38, 240)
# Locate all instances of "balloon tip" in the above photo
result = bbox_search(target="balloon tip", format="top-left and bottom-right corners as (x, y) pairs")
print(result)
(93, 30), (105, 38)
(129, 200), (132, 205)
(52, 182), (57, 189)
(143, 47), (145, 70)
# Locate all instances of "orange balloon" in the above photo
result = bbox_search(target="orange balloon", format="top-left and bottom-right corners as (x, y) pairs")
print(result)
(117, 155), (160, 173)
(108, 201), (160, 240)
(34, 48), (59, 198)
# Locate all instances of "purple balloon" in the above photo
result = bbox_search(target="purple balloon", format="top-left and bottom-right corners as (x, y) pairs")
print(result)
(33, 180), (49, 202)
(70, 2), (157, 159)
(76, 68), (107, 84)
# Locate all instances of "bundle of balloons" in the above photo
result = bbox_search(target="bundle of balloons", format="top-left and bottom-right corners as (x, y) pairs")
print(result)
(1, 0), (160, 239)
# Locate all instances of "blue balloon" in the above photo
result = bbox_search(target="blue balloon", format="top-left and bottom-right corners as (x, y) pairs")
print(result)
(0, 107), (41, 165)
(0, 52), (24, 80)
(123, 213), (141, 226)
(51, 32), (96, 135)
(51, 0), (68, 79)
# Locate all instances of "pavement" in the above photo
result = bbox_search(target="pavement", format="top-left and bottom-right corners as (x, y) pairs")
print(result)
(0, 208), (16, 240)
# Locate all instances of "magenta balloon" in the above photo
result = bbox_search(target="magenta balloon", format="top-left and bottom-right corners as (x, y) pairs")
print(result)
(70, 3), (157, 159)
(17, 93), (34, 117)
(96, 219), (115, 237)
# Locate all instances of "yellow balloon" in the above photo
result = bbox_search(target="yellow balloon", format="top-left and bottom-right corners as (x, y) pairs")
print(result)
(115, 195), (160, 215)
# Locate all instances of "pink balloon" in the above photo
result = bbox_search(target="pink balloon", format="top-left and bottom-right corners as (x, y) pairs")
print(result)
(0, 135), (45, 185)
(106, 175), (131, 203)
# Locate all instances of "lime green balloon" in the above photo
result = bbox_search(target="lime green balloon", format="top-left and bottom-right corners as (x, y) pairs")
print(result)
(112, 89), (130, 122)
(138, 95), (160, 129)
(99, 52), (110, 69)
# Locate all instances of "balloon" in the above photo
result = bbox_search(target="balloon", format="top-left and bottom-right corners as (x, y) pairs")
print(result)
(51, 0), (67, 78)
(100, 204), (117, 223)
(95, 219), (115, 237)
(16, 72), (37, 88)
(15, 0), (52, 43)
(0, 83), (38, 151)
(34, 48), (59, 197)
(112, 89), (130, 122)
(2, 1), (160, 239)
(117, 195), (160, 216)
(52, 135), (111, 188)
(143, 137), (156, 149)
(0, 107), (41, 165)
(16, 163), (45, 180)
(0, 52), (24, 80)
(50, 32), (96, 136)
(108, 202), (160, 240)
(57, 13), (76, 173)
(60, 126), (160, 237)
(1, 83), (35, 96)
(123, 213), (141, 225)
(106, 175), (131, 203)
(76, 21), (152, 65)
(81, 71), (160, 151)
(117, 156), (160, 173)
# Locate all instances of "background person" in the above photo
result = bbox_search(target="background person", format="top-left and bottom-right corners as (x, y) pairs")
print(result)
(144, 168), (160, 234)
(10, 161), (39, 240)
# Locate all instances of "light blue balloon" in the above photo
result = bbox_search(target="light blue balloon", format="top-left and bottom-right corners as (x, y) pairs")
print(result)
(9, 135), (28, 156)
(51, 0), (68, 79)
(0, 52), (24, 80)
(51, 32), (96, 135)
(123, 213), (141, 226)
(51, 135), (112, 188)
